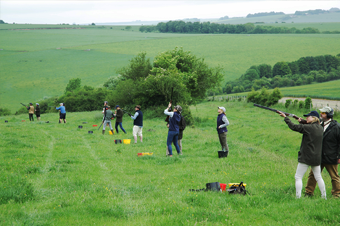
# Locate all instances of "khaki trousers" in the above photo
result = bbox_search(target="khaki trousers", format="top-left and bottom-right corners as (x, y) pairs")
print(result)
(305, 164), (340, 197)
(218, 132), (228, 151)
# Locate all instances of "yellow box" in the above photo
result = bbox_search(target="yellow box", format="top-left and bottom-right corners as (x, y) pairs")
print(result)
(228, 183), (247, 188)
(123, 139), (131, 144)
(142, 152), (153, 156)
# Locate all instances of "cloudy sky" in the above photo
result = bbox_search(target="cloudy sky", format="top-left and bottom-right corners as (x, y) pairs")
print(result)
(1, 1), (339, 24)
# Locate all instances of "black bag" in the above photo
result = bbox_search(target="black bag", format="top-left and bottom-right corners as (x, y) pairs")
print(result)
(227, 182), (247, 195)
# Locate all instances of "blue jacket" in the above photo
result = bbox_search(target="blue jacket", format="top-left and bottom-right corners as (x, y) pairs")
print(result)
(56, 106), (66, 114)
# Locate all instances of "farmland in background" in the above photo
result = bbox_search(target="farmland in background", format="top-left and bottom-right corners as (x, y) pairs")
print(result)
(1, 24), (340, 111)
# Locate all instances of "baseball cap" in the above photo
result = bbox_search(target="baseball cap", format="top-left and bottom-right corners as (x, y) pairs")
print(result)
(116, 105), (119, 108)
(218, 106), (226, 113)
(303, 111), (319, 118)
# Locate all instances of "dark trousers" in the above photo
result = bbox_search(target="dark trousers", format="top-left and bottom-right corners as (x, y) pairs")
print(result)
(29, 113), (34, 121)
(218, 132), (228, 151)
(305, 164), (340, 197)
(167, 131), (180, 155)
(115, 122), (126, 133)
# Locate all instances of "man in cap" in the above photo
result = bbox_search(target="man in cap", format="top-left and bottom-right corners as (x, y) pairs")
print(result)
(305, 106), (340, 198)
(35, 103), (41, 121)
(130, 105), (143, 143)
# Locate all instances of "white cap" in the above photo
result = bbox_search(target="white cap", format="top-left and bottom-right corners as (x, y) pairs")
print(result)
(319, 106), (332, 113)
(218, 106), (226, 113)
(36, 103), (39, 105)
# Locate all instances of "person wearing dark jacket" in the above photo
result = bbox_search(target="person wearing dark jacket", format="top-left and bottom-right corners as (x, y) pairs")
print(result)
(166, 108), (186, 156)
(217, 106), (229, 153)
(114, 105), (126, 134)
(305, 106), (340, 198)
(279, 110), (326, 199)
(164, 103), (181, 157)
(35, 103), (40, 121)
(131, 105), (143, 143)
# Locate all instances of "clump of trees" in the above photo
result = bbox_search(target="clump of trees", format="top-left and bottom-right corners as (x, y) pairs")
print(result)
(0, 108), (11, 116)
(140, 20), (322, 34)
(224, 54), (340, 94)
(247, 87), (282, 106)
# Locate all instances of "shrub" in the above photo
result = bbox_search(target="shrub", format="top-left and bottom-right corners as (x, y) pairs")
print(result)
(285, 99), (292, 108)
(0, 107), (11, 116)
(304, 97), (313, 110)
(298, 101), (304, 109)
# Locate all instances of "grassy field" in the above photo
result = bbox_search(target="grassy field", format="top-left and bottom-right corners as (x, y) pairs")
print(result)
(0, 100), (339, 225)
(1, 24), (340, 112)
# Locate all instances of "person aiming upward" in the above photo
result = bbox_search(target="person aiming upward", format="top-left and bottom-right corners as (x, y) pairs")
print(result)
(278, 110), (326, 199)
(305, 106), (340, 198)
(130, 105), (143, 144)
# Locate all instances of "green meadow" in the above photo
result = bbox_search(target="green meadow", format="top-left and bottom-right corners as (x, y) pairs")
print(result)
(1, 24), (340, 112)
(1, 100), (339, 225)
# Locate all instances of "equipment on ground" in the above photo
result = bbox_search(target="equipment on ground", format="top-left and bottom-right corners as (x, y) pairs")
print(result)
(254, 103), (307, 124)
(227, 182), (248, 195)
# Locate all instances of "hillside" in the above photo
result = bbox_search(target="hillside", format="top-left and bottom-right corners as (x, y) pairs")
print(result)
(1, 101), (339, 225)
(1, 24), (339, 112)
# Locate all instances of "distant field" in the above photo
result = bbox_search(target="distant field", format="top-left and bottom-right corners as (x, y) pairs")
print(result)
(216, 13), (340, 25)
(1, 24), (340, 112)
(262, 22), (340, 32)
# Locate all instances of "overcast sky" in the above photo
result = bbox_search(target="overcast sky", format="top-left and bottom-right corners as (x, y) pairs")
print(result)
(1, 1), (339, 24)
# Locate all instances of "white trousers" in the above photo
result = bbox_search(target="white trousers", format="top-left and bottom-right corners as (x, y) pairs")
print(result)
(295, 163), (326, 199)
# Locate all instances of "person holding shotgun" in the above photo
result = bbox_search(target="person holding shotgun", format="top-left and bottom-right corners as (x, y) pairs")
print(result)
(278, 110), (327, 199)
(27, 103), (34, 121)
(56, 103), (66, 123)
(305, 106), (340, 198)
(130, 105), (143, 143)
(164, 102), (182, 157)
(102, 106), (114, 135)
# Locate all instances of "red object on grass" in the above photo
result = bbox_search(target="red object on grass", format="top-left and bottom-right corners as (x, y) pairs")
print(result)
(137, 153), (143, 156)
(220, 183), (227, 192)
(93, 125), (97, 127)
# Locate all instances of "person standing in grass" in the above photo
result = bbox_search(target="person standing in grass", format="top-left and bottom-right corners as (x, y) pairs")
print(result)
(278, 110), (326, 199)
(166, 107), (186, 156)
(56, 103), (66, 123)
(217, 106), (229, 153)
(131, 105), (143, 144)
(164, 103), (181, 157)
(27, 103), (34, 121)
(35, 103), (40, 121)
(114, 105), (126, 134)
(102, 106), (114, 135)
(305, 106), (340, 198)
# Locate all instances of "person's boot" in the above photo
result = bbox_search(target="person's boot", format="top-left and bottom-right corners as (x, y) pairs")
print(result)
(102, 130), (105, 135)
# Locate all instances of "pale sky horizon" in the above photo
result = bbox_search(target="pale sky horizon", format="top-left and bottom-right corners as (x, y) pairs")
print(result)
(1, 1), (339, 24)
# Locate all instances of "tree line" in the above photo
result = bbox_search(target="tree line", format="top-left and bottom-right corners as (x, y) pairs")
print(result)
(139, 21), (326, 34)
(13, 48), (223, 125)
(223, 54), (340, 94)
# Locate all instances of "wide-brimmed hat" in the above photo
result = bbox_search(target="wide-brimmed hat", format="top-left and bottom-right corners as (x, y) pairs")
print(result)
(303, 111), (319, 118)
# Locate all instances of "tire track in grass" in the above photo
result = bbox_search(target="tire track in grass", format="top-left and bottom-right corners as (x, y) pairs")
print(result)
(33, 129), (56, 197)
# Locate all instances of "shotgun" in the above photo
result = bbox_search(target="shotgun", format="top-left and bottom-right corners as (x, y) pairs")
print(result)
(165, 88), (174, 123)
(122, 109), (132, 117)
(254, 104), (307, 124)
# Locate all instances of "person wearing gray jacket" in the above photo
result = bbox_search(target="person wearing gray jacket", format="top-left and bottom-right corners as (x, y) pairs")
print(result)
(279, 110), (326, 199)
(305, 106), (340, 198)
